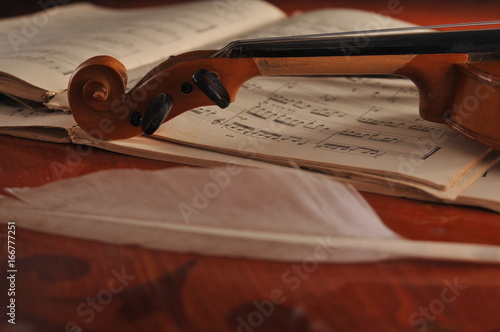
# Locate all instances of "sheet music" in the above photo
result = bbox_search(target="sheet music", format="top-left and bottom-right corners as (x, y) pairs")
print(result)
(153, 8), (490, 190)
(0, 100), (75, 128)
(0, 1), (284, 93)
(206, 7), (421, 51)
(0, 4), (491, 194)
(457, 160), (500, 212)
(156, 76), (490, 189)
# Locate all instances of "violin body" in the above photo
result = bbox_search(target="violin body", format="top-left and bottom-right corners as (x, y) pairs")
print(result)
(447, 61), (500, 149)
(68, 28), (500, 149)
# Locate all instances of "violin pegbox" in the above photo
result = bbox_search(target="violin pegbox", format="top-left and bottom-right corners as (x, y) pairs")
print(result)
(68, 51), (260, 140)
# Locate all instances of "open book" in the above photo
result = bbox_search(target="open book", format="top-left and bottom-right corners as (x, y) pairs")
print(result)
(0, 1), (498, 212)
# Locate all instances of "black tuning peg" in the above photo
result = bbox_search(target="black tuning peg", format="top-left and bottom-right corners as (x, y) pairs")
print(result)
(192, 69), (230, 108)
(140, 93), (173, 135)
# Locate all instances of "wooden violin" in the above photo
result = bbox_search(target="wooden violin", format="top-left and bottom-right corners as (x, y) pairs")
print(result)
(67, 24), (500, 149)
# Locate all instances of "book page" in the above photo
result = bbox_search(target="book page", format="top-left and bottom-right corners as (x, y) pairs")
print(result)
(329, 151), (499, 201)
(0, 100), (76, 141)
(456, 160), (500, 212)
(0, 1), (284, 96)
(157, 76), (490, 190)
(70, 126), (281, 169)
(0, 100), (76, 128)
(153, 9), (491, 191)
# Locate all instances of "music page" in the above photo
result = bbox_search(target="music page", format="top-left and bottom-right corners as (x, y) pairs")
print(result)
(154, 9), (492, 190)
(457, 162), (500, 212)
(0, 1), (285, 100)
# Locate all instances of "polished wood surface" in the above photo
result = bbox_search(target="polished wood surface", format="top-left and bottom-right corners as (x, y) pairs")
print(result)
(1, 1), (500, 331)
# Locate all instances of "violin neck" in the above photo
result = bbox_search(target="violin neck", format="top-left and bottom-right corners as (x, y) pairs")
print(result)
(210, 28), (500, 130)
(215, 29), (500, 59)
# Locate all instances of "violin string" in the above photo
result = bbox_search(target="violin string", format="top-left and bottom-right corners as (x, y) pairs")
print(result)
(237, 20), (500, 44)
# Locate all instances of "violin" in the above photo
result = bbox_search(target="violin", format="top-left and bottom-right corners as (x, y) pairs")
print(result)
(67, 23), (500, 149)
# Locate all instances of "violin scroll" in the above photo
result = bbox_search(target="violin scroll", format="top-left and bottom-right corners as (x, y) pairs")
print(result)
(67, 55), (142, 139)
(68, 52), (261, 139)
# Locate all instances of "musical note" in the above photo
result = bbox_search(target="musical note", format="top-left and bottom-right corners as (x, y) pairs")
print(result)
(316, 142), (385, 157)
(368, 134), (404, 144)
(357, 147), (386, 157)
(384, 121), (405, 128)
(253, 130), (282, 140)
(247, 107), (276, 119)
(387, 93), (399, 104)
(281, 135), (307, 145)
(5, 107), (65, 118)
(292, 100), (311, 109)
(317, 142), (351, 151)
(320, 94), (339, 102)
(226, 122), (255, 135)
(310, 108), (346, 118)
(302, 121), (323, 130)
(273, 114), (304, 127)
(242, 82), (262, 92)
(190, 107), (217, 117)
(339, 129), (371, 139)
(211, 118), (225, 125)
(338, 129), (404, 144)
(357, 117), (385, 125)
(269, 94), (294, 104)
(408, 124), (434, 132)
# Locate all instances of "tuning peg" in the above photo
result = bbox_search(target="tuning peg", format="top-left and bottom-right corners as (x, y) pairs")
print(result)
(139, 93), (173, 135)
(192, 69), (230, 108)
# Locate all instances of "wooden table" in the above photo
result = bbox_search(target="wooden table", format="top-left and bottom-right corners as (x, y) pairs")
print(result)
(1, 1), (500, 331)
